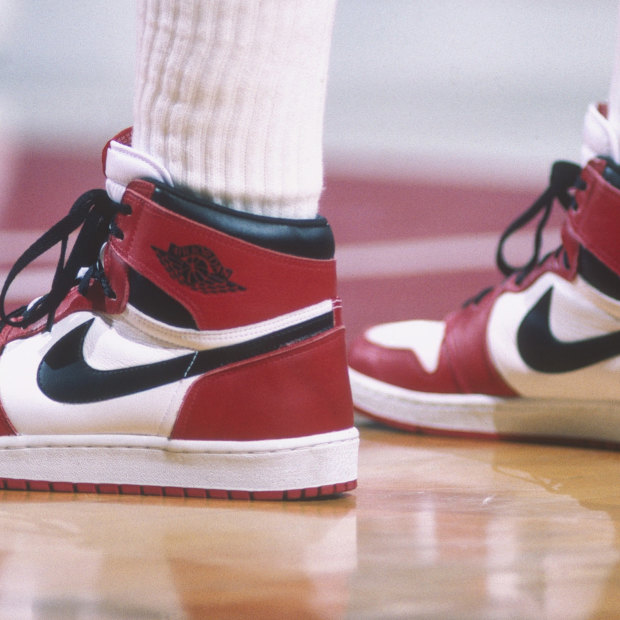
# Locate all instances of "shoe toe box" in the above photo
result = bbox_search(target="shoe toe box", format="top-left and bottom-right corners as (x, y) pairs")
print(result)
(348, 319), (462, 393)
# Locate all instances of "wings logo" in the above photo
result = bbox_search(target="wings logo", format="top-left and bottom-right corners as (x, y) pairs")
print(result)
(151, 243), (246, 294)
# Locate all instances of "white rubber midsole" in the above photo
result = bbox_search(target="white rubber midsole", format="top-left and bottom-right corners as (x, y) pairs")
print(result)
(0, 427), (359, 491)
(350, 368), (620, 443)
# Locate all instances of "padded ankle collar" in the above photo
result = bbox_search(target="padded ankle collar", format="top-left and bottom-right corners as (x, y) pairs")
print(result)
(149, 180), (335, 260)
(111, 181), (338, 331)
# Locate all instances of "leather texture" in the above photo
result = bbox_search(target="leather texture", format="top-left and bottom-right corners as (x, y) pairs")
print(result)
(173, 327), (353, 441)
(569, 158), (620, 275)
(110, 180), (338, 331)
(151, 181), (336, 260)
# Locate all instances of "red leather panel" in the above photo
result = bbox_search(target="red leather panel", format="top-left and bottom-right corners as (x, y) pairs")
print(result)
(569, 158), (620, 275)
(171, 327), (354, 441)
(112, 182), (337, 330)
(349, 335), (463, 394)
(443, 296), (517, 396)
(0, 401), (16, 436)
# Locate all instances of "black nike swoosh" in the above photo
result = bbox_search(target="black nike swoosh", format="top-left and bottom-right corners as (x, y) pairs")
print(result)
(517, 287), (620, 373)
(37, 313), (333, 404)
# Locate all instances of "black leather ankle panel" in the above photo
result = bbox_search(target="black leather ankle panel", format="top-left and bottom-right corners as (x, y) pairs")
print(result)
(578, 247), (620, 300)
(603, 157), (620, 189)
(128, 269), (198, 329)
(147, 180), (335, 260)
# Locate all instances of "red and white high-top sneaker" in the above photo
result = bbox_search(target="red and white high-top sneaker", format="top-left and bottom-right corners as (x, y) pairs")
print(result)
(0, 129), (358, 499)
(349, 105), (620, 447)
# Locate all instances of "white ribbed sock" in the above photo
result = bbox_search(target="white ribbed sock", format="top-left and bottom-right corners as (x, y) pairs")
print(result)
(132, 0), (335, 219)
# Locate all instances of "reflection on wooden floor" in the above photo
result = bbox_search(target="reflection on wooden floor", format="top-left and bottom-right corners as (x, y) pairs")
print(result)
(1, 420), (620, 619)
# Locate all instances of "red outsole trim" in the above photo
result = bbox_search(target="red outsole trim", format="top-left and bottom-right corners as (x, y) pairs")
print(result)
(358, 408), (620, 451)
(0, 478), (357, 500)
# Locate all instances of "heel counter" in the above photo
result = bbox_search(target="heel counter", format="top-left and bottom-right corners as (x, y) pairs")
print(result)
(171, 327), (354, 441)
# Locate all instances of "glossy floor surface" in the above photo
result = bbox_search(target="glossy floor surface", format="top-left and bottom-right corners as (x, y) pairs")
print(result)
(1, 420), (619, 619)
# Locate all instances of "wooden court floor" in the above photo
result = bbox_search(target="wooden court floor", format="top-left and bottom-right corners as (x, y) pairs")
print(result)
(0, 420), (620, 619)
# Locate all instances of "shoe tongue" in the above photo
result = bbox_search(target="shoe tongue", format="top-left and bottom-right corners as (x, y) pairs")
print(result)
(581, 102), (620, 165)
(102, 129), (174, 203)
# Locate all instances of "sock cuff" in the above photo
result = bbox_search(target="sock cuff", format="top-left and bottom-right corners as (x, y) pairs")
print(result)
(133, 0), (335, 218)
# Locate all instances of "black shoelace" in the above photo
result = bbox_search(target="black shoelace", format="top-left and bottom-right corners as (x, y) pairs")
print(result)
(465, 160), (582, 306)
(0, 189), (130, 331)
